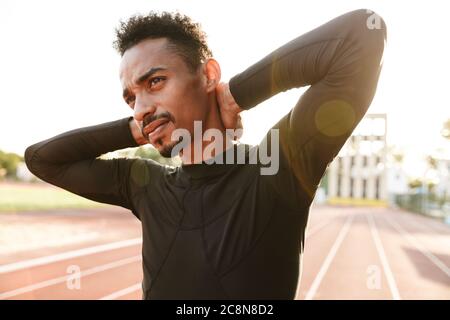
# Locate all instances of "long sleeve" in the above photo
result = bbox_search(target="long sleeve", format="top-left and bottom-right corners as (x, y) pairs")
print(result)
(229, 9), (387, 208)
(24, 116), (151, 214)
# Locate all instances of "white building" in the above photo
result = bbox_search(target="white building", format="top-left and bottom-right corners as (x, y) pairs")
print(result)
(327, 114), (388, 206)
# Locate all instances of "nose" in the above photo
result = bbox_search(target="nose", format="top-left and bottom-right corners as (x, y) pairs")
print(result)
(133, 95), (156, 123)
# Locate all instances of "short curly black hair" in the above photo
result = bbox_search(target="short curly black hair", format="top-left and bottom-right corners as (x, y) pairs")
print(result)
(113, 11), (213, 73)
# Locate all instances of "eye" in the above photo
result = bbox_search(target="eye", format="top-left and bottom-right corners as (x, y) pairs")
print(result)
(147, 77), (165, 89)
(125, 96), (135, 108)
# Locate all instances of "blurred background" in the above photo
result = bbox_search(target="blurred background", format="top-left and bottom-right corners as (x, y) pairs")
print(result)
(0, 0), (449, 300)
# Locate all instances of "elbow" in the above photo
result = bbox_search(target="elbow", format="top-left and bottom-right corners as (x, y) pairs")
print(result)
(24, 144), (45, 178)
(351, 8), (387, 34)
(24, 144), (51, 182)
(24, 139), (65, 184)
(341, 9), (387, 71)
(24, 145), (37, 174)
(354, 9), (387, 54)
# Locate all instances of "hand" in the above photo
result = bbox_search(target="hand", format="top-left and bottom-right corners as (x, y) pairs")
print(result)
(128, 118), (148, 146)
(215, 82), (243, 139)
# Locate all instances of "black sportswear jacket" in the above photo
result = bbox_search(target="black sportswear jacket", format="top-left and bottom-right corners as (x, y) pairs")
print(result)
(25, 9), (386, 299)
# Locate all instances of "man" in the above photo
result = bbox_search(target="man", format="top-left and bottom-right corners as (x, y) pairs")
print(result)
(25, 9), (386, 299)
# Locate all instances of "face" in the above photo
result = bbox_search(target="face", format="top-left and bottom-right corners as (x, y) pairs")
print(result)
(120, 38), (210, 157)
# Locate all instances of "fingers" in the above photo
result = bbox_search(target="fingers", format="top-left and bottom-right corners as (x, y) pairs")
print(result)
(234, 114), (243, 141)
(216, 82), (231, 107)
(215, 82), (227, 109)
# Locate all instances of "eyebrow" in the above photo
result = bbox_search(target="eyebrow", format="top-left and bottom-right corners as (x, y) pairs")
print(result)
(122, 66), (168, 99)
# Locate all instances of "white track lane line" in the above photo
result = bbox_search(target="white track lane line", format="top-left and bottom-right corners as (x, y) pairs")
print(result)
(295, 216), (335, 298)
(366, 213), (401, 300)
(304, 214), (354, 300)
(0, 255), (141, 299)
(99, 283), (142, 300)
(0, 238), (142, 274)
(383, 215), (450, 278)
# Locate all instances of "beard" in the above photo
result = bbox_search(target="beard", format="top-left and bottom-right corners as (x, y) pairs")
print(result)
(158, 138), (182, 158)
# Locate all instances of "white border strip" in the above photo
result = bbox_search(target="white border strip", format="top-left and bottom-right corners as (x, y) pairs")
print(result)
(0, 255), (141, 299)
(366, 213), (401, 300)
(0, 238), (142, 274)
(295, 216), (335, 299)
(99, 283), (142, 300)
(304, 214), (354, 300)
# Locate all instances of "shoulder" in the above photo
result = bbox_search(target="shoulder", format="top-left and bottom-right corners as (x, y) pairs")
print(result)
(125, 157), (168, 188)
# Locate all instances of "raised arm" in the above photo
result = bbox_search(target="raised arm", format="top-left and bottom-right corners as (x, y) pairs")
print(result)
(228, 9), (387, 206)
(24, 116), (157, 216)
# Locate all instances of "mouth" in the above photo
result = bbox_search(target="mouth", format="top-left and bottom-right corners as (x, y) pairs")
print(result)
(143, 118), (170, 143)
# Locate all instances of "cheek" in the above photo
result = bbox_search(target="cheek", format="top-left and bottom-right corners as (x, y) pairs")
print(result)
(168, 95), (203, 124)
(164, 78), (207, 124)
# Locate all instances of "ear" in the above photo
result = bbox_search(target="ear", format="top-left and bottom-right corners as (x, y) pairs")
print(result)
(202, 58), (221, 93)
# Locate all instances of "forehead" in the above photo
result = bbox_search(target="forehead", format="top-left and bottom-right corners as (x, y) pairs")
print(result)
(119, 37), (188, 85)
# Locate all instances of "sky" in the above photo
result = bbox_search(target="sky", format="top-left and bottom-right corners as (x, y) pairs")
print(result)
(1, 0), (449, 177)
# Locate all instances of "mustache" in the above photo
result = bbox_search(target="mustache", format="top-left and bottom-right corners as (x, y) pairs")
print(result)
(142, 111), (174, 128)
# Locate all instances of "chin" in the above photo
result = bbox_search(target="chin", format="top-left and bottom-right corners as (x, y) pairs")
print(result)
(157, 140), (179, 158)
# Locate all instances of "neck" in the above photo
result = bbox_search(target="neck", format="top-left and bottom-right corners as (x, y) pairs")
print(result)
(180, 92), (233, 165)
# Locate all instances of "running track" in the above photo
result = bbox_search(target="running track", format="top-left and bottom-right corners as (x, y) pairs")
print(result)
(1, 205), (449, 299)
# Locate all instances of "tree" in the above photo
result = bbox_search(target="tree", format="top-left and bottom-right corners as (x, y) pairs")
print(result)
(426, 155), (438, 170)
(408, 178), (423, 190)
(442, 118), (450, 139)
(386, 145), (404, 164)
(0, 150), (24, 180)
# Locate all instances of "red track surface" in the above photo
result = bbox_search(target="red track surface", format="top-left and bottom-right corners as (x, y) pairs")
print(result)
(1, 205), (449, 299)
